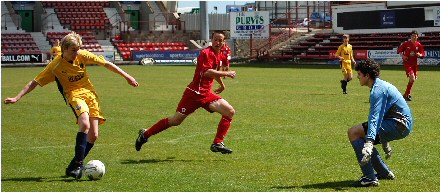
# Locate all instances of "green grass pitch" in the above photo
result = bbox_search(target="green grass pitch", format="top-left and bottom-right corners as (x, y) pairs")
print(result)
(2, 64), (440, 191)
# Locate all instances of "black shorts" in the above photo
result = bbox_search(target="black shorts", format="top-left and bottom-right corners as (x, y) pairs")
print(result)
(362, 122), (381, 145)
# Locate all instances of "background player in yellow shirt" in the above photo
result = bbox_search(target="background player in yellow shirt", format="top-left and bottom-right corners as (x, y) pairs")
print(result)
(336, 34), (356, 94)
(49, 39), (62, 60)
(4, 32), (139, 180)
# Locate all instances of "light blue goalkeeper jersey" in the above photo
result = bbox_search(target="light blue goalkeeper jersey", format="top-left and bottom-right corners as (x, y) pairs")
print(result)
(367, 78), (413, 142)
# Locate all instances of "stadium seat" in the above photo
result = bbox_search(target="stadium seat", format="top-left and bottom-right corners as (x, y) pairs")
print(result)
(1, 33), (41, 54)
(47, 1), (111, 32)
(276, 31), (431, 60)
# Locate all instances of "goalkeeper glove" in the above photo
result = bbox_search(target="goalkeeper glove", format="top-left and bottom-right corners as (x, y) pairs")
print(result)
(382, 141), (392, 160)
(360, 139), (374, 166)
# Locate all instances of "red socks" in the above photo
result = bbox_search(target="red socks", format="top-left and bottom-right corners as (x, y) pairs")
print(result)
(214, 116), (233, 144)
(145, 116), (232, 144)
(145, 118), (171, 138)
(404, 82), (413, 96)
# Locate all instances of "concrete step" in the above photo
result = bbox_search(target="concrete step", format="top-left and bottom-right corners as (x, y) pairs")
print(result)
(30, 32), (51, 52)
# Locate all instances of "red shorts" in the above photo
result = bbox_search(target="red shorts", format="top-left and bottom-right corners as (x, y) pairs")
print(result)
(176, 88), (222, 115)
(404, 63), (418, 78)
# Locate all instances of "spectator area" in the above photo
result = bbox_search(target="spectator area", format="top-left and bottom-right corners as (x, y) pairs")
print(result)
(47, 31), (103, 52)
(277, 31), (440, 59)
(115, 40), (189, 61)
(1, 33), (40, 54)
(42, 1), (110, 31)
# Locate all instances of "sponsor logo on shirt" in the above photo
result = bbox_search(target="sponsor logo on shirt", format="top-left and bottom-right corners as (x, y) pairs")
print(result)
(68, 72), (85, 82)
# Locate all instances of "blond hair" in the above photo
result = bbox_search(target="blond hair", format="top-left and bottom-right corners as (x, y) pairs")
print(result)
(60, 32), (82, 52)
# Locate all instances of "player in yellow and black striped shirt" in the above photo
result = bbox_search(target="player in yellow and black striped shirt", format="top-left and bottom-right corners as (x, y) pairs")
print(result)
(4, 32), (139, 180)
(336, 34), (356, 94)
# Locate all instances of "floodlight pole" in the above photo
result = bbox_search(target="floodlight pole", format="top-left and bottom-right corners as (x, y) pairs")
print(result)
(307, 6), (310, 32)
(200, 1), (209, 44)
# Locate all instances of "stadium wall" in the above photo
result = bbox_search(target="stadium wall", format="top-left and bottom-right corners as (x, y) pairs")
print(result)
(179, 13), (229, 31)
(256, 1), (331, 26)
(332, 2), (440, 34)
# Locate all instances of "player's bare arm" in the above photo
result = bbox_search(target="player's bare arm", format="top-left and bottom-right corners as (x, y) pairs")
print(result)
(214, 76), (225, 94)
(104, 61), (139, 87)
(4, 80), (39, 104)
(204, 69), (236, 79)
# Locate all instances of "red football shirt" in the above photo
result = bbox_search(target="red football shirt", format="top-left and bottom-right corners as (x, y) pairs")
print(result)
(187, 46), (224, 95)
(397, 40), (425, 65)
(220, 45), (231, 67)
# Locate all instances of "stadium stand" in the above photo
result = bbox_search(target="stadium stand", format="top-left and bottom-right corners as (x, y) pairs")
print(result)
(1, 33), (41, 54)
(42, 1), (110, 32)
(275, 31), (440, 60)
(1, 1), (25, 33)
(419, 31), (440, 49)
(115, 41), (189, 61)
(46, 31), (103, 52)
(41, 1), (110, 8)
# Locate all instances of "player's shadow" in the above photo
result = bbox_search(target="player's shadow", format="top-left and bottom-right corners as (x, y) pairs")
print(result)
(121, 158), (188, 164)
(309, 93), (338, 96)
(1, 177), (45, 182)
(272, 180), (354, 191)
(1, 176), (83, 183)
(121, 157), (224, 164)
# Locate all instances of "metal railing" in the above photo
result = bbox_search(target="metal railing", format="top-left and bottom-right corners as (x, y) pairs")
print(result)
(108, 12), (123, 37)
(248, 13), (298, 59)
(40, 13), (58, 34)
(1, 13), (21, 31)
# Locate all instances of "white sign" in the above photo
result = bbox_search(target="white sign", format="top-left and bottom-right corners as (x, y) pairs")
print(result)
(368, 50), (400, 59)
(230, 11), (269, 39)
(434, 7), (440, 27)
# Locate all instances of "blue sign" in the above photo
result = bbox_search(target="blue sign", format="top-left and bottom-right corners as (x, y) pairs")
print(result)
(120, 1), (141, 4)
(132, 50), (200, 64)
(227, 5), (242, 13)
(12, 1), (35, 4)
(424, 49), (440, 58)
(380, 11), (395, 27)
(235, 25), (264, 30)
(327, 60), (341, 65)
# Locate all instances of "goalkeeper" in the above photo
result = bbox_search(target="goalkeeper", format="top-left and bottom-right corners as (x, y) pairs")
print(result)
(347, 59), (413, 187)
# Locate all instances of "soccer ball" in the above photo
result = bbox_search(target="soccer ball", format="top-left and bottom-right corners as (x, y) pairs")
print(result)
(140, 58), (155, 65)
(84, 160), (106, 180)
(193, 58), (198, 65)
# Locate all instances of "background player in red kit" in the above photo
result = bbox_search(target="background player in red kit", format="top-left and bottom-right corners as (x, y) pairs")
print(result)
(220, 44), (231, 72)
(397, 30), (425, 101)
(135, 31), (237, 154)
